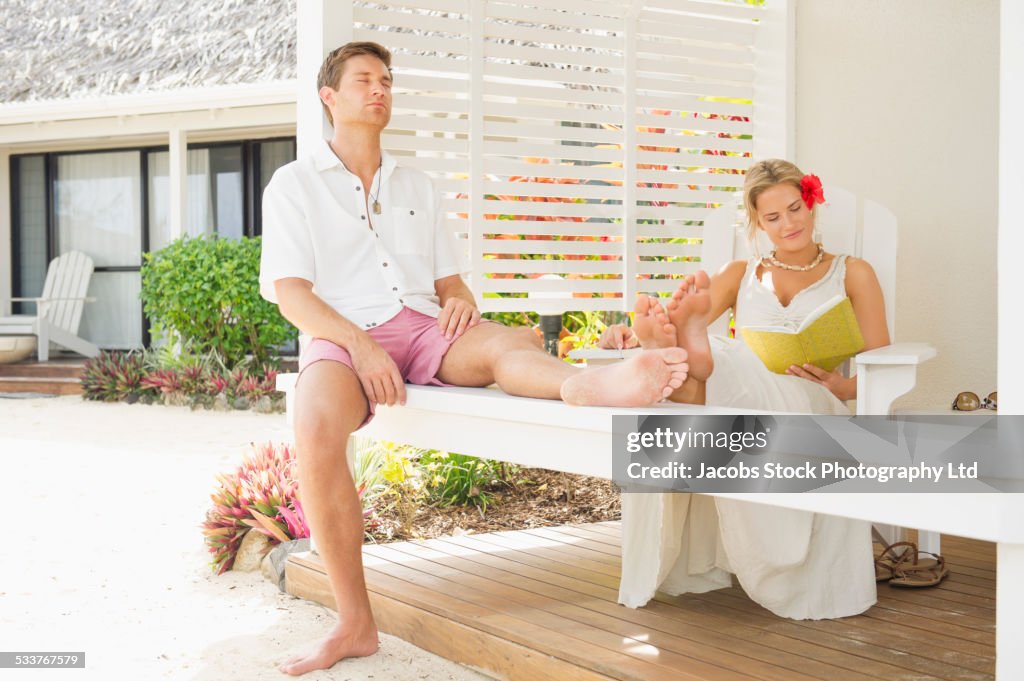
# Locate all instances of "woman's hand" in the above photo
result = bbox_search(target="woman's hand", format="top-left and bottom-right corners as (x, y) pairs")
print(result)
(786, 363), (856, 402)
(598, 323), (639, 350)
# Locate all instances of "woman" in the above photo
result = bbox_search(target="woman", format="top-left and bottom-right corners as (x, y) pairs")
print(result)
(605, 159), (889, 619)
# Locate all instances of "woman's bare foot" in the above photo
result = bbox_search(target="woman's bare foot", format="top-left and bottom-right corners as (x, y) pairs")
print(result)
(632, 295), (677, 349)
(278, 618), (379, 676)
(561, 347), (688, 406)
(666, 271), (714, 381)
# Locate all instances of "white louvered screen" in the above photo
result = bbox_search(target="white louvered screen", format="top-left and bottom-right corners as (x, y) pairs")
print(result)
(353, 0), (768, 314)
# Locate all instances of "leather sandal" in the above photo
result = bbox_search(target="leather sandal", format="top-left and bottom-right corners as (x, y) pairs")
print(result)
(890, 552), (949, 588)
(874, 540), (920, 582)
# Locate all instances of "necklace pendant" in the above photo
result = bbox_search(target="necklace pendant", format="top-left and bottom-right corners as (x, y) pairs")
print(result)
(372, 201), (382, 215)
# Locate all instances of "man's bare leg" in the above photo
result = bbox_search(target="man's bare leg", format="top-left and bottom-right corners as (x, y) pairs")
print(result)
(437, 323), (688, 406)
(665, 271), (714, 405)
(279, 361), (378, 676)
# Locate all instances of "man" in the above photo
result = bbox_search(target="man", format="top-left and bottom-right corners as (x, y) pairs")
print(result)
(260, 42), (688, 675)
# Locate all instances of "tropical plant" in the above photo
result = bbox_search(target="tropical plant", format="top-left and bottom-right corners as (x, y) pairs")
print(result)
(81, 351), (149, 402)
(419, 450), (518, 512)
(140, 235), (297, 365)
(202, 442), (310, 574)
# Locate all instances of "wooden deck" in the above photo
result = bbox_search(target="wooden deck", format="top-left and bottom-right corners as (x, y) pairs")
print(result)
(0, 357), (85, 395)
(286, 522), (995, 681)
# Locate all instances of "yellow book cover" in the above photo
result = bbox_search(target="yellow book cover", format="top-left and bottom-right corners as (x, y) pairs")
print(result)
(740, 295), (865, 374)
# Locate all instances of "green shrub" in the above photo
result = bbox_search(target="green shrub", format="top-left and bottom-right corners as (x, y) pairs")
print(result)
(419, 450), (518, 511)
(140, 236), (297, 365)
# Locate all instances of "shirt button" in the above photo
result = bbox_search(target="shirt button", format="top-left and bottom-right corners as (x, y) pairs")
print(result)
(392, 287), (398, 292)
(361, 215), (366, 220)
(383, 262), (389, 267)
(409, 210), (415, 215)
(356, 186), (361, 191)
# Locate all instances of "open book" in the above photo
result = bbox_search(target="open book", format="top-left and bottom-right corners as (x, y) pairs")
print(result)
(739, 295), (865, 374)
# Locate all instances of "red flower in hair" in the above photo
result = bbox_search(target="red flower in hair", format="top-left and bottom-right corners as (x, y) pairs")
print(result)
(800, 174), (825, 210)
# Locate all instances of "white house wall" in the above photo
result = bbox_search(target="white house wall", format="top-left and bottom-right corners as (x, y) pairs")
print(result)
(795, 0), (998, 411)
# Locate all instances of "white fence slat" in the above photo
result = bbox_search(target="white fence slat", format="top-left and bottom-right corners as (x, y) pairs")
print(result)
(485, 2), (623, 32)
(484, 41), (622, 70)
(379, 0), (470, 13)
(635, 58), (754, 84)
(635, 38), (752, 66)
(481, 81), (623, 107)
(480, 278), (624, 293)
(484, 121), (623, 145)
(643, 0), (763, 21)
(485, 62), (625, 89)
(482, 141), (623, 164)
(636, 112), (751, 135)
(355, 7), (469, 33)
(484, 259), (621, 275)
(389, 114), (469, 134)
(393, 95), (470, 114)
(353, 28), (469, 53)
(482, 200), (622, 219)
(486, 21), (624, 51)
(481, 297), (622, 313)
(482, 181), (623, 201)
(483, 102), (624, 126)
(635, 76), (753, 101)
(479, 220), (623, 237)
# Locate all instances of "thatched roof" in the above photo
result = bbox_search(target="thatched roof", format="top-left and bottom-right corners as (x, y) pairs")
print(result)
(0, 0), (296, 104)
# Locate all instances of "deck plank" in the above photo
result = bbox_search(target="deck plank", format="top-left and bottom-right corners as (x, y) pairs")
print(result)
(285, 524), (995, 681)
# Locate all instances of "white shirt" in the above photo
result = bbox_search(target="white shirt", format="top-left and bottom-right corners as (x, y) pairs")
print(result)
(259, 139), (465, 329)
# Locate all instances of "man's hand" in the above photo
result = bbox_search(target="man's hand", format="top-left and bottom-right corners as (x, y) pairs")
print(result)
(786, 363), (856, 402)
(437, 297), (481, 340)
(598, 324), (639, 350)
(349, 336), (406, 406)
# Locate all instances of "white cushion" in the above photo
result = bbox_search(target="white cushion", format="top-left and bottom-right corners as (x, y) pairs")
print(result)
(0, 336), (37, 364)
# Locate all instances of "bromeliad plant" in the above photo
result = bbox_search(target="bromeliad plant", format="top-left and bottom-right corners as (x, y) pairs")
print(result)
(80, 351), (149, 402)
(202, 442), (310, 575)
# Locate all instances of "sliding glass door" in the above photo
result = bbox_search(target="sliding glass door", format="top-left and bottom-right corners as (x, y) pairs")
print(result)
(54, 151), (144, 349)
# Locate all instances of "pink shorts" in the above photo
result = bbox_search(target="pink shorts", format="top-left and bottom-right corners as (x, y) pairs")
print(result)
(298, 307), (458, 427)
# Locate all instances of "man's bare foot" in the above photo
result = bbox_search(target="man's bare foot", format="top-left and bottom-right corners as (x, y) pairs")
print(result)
(278, 619), (379, 676)
(633, 295), (677, 349)
(561, 347), (688, 406)
(666, 271), (714, 381)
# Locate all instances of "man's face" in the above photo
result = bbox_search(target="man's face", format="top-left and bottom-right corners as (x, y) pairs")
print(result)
(320, 54), (393, 129)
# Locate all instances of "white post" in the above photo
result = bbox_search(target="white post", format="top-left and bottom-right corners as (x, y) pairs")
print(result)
(468, 0), (484, 304)
(0, 149), (11, 315)
(999, 0), (1023, 416)
(998, 4), (1023, 676)
(296, 0), (353, 159)
(622, 1), (640, 305)
(168, 128), (187, 240)
(753, 0), (794, 160)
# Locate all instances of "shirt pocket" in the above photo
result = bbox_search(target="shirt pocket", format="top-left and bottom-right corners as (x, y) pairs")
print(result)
(391, 205), (432, 255)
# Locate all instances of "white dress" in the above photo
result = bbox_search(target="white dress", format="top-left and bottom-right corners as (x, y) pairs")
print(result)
(617, 255), (877, 620)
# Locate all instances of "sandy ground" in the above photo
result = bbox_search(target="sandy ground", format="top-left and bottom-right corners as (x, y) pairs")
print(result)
(0, 395), (492, 681)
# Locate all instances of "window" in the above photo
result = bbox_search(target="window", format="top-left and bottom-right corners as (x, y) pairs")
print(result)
(10, 136), (296, 349)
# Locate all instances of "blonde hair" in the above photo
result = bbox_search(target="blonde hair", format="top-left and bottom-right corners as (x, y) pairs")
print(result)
(742, 159), (811, 241)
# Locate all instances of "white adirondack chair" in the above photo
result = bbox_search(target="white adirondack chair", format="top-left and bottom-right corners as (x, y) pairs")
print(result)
(0, 251), (100, 362)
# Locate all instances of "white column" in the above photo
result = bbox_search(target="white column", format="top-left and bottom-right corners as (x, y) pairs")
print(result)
(997, 6), (1024, 677)
(168, 128), (187, 241)
(0, 149), (11, 315)
(296, 0), (353, 159)
(753, 0), (794, 160)
(999, 0), (1023, 416)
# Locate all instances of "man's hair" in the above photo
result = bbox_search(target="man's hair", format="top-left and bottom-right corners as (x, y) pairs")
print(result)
(317, 42), (393, 124)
